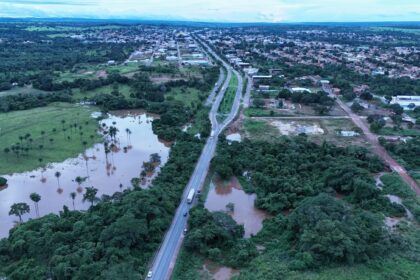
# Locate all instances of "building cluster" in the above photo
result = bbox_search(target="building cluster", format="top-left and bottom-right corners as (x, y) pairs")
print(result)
(199, 28), (420, 80)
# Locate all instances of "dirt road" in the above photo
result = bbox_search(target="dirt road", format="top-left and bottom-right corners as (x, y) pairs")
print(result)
(336, 98), (420, 195)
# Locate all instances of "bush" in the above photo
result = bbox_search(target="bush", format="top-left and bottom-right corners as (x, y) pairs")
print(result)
(0, 177), (7, 186)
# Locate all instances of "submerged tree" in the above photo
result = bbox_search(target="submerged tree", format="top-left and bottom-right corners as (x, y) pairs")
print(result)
(83, 186), (99, 207)
(54, 171), (61, 188)
(29, 192), (41, 217)
(70, 192), (77, 210)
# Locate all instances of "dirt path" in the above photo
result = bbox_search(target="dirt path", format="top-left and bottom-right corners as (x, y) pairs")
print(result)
(336, 98), (420, 195)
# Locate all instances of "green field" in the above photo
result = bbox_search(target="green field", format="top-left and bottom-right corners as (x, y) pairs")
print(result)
(243, 119), (280, 142)
(0, 103), (102, 174)
(166, 86), (205, 109)
(0, 86), (48, 97)
(25, 25), (124, 32)
(72, 83), (132, 101)
(371, 27), (420, 35)
(378, 127), (420, 137)
(219, 75), (238, 114)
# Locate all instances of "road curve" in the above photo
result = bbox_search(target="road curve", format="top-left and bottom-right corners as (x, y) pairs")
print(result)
(147, 35), (241, 280)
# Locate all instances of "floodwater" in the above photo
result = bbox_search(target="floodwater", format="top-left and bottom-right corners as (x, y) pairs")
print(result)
(203, 259), (239, 280)
(204, 176), (270, 238)
(0, 110), (170, 237)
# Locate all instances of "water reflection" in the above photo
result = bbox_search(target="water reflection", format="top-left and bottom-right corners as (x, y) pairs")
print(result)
(204, 176), (270, 238)
(0, 111), (170, 237)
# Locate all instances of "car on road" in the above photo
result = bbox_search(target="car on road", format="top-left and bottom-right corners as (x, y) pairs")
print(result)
(183, 212), (188, 217)
(183, 228), (188, 234)
(147, 271), (153, 278)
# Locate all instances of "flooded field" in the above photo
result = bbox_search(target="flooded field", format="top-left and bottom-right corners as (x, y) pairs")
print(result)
(0, 110), (170, 237)
(202, 259), (239, 280)
(205, 176), (270, 238)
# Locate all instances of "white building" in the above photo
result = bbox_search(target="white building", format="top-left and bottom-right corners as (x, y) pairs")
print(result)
(290, 87), (312, 94)
(390, 96), (420, 110)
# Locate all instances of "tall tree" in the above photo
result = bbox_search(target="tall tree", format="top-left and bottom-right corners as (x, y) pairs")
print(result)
(54, 171), (61, 188)
(83, 186), (99, 207)
(70, 192), (77, 210)
(9, 202), (30, 223)
(29, 193), (41, 217)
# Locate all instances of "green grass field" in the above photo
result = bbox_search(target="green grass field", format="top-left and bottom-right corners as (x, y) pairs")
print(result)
(0, 103), (102, 174)
(166, 86), (205, 109)
(219, 75), (238, 114)
(288, 256), (420, 280)
(370, 27), (420, 35)
(243, 119), (280, 142)
(72, 84), (132, 101)
(377, 127), (420, 137)
(25, 25), (124, 32)
(0, 86), (48, 97)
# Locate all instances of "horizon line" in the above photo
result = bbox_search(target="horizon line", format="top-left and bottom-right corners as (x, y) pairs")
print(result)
(1, 16), (420, 25)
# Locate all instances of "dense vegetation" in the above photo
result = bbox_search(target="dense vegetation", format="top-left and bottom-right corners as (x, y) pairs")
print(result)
(0, 132), (205, 279)
(0, 23), (134, 87)
(174, 137), (420, 279)
(383, 138), (420, 170)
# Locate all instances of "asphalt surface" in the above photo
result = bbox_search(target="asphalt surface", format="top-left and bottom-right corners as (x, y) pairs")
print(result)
(205, 67), (225, 106)
(243, 75), (253, 108)
(147, 36), (242, 280)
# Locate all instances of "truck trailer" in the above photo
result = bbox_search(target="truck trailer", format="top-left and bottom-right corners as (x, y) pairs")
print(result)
(187, 189), (195, 203)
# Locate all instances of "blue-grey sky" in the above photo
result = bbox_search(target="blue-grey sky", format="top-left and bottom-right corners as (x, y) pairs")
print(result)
(0, 0), (419, 22)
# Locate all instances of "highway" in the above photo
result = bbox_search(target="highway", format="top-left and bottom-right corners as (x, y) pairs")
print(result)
(147, 35), (242, 280)
(205, 67), (225, 106)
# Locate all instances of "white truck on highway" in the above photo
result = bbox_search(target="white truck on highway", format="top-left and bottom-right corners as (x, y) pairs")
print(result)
(210, 130), (215, 138)
(187, 189), (195, 204)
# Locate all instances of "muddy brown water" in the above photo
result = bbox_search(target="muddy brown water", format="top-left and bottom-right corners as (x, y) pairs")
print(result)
(0, 111), (170, 237)
(203, 259), (239, 280)
(204, 176), (270, 238)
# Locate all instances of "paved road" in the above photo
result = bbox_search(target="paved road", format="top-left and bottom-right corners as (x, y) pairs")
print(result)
(205, 67), (225, 106)
(243, 75), (253, 108)
(335, 98), (420, 195)
(147, 36), (242, 280)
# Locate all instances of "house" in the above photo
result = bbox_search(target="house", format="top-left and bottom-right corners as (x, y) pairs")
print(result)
(252, 75), (272, 81)
(290, 87), (311, 94)
(269, 69), (282, 75)
(183, 60), (209, 66)
(390, 96), (420, 110)
(337, 130), (360, 137)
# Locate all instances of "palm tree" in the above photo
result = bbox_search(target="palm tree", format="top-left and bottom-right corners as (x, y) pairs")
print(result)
(75, 176), (86, 193)
(3, 147), (10, 158)
(54, 171), (61, 187)
(29, 193), (41, 217)
(70, 192), (77, 210)
(125, 128), (132, 144)
(9, 202), (30, 223)
(83, 187), (99, 207)
(40, 130), (46, 143)
(61, 119), (66, 131)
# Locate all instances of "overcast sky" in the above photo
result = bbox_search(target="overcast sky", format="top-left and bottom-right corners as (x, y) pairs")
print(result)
(0, 0), (419, 22)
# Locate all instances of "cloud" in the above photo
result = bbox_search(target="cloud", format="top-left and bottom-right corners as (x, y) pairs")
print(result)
(0, 0), (418, 22)
(0, 0), (92, 5)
